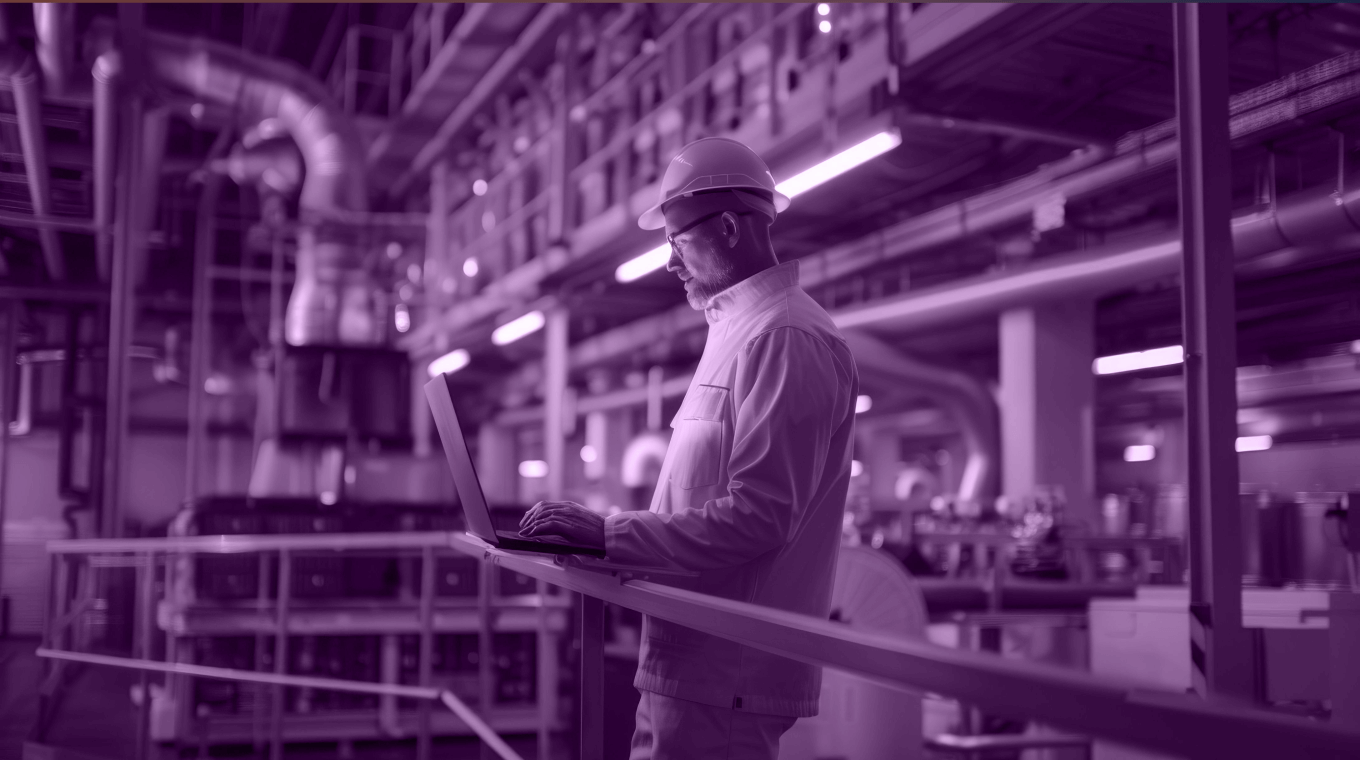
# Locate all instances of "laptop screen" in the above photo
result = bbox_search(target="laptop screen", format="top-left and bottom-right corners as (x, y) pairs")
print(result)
(423, 373), (499, 543)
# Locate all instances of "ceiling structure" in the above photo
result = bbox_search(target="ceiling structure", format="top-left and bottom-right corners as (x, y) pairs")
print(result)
(0, 2), (1357, 445)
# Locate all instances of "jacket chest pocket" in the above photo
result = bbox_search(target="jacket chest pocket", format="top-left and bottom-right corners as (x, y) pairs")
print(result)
(671, 384), (729, 491)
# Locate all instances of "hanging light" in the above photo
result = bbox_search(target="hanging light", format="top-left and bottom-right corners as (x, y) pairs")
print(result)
(1093, 345), (1184, 375)
(1236, 435), (1273, 453)
(855, 395), (873, 414)
(615, 243), (671, 283)
(492, 310), (546, 346)
(519, 460), (549, 478)
(1123, 445), (1156, 462)
(427, 348), (470, 377)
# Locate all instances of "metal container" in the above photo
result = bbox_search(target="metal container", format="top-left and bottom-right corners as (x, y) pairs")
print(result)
(1283, 493), (1352, 587)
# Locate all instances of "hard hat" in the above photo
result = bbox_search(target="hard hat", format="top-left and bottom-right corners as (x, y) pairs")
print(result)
(638, 137), (791, 230)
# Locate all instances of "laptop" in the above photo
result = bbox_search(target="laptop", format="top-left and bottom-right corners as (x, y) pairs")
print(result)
(424, 373), (606, 558)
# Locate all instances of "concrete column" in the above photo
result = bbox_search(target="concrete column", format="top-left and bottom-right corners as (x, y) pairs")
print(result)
(477, 423), (517, 504)
(999, 299), (1096, 525)
(544, 306), (569, 502)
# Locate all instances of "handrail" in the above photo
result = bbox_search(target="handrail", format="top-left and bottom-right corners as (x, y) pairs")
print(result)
(35, 648), (526, 760)
(39, 530), (1360, 759)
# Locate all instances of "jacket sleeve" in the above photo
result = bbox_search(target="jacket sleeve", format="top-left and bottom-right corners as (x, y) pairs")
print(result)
(603, 327), (847, 571)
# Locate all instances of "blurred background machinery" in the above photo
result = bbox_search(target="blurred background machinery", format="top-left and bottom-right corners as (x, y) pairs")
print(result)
(1, 3), (1360, 760)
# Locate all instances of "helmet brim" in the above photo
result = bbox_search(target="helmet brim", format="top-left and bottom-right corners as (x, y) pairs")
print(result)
(638, 189), (791, 231)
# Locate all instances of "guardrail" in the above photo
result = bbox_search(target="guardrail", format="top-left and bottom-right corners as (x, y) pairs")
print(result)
(38, 531), (1360, 760)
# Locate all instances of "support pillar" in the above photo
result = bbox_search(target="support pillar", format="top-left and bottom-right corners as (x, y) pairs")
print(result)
(999, 299), (1096, 525)
(1174, 2), (1253, 701)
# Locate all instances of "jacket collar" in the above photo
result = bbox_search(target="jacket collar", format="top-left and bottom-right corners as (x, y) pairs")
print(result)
(703, 260), (800, 325)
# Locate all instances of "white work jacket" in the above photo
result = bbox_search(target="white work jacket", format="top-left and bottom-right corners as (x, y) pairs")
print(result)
(604, 260), (859, 717)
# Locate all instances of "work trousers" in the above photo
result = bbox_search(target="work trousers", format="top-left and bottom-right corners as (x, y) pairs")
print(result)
(628, 690), (797, 760)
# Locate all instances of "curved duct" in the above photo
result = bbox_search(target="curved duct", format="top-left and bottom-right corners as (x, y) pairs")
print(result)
(0, 45), (65, 280)
(136, 30), (374, 345)
(842, 330), (999, 504)
(832, 175), (1360, 336)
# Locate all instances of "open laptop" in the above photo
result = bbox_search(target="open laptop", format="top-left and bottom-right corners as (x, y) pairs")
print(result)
(424, 373), (606, 558)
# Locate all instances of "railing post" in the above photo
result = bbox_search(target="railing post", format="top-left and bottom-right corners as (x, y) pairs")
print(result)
(579, 593), (604, 760)
(270, 549), (291, 760)
(417, 545), (435, 760)
(134, 551), (156, 760)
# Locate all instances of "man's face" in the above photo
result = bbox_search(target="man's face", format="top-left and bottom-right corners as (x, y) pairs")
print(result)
(665, 210), (739, 310)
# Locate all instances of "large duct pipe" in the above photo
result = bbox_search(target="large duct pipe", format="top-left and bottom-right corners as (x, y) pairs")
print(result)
(841, 330), (999, 504)
(33, 3), (75, 97)
(92, 51), (120, 282)
(0, 46), (65, 280)
(136, 30), (372, 345)
(831, 175), (1360, 336)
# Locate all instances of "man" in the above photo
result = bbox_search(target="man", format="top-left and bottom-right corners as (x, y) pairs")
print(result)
(519, 137), (859, 760)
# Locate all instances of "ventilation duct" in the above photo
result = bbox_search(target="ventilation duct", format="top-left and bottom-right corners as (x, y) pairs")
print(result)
(136, 30), (375, 345)
(832, 175), (1360, 336)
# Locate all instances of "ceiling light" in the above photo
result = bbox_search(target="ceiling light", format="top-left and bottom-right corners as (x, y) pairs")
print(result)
(1093, 345), (1184, 375)
(775, 130), (902, 199)
(616, 243), (671, 284)
(580, 445), (598, 463)
(386, 242), (403, 260)
(818, 20), (832, 34)
(492, 310), (546, 346)
(204, 374), (231, 395)
(519, 460), (549, 478)
(394, 304), (411, 334)
(1351, 339), (1360, 354)
(472, 179), (488, 196)
(463, 257), (479, 277)
(817, 3), (831, 15)
(407, 264), (422, 283)
(1123, 445), (1156, 463)
(855, 395), (872, 414)
(850, 460), (864, 478)
(1236, 435), (1273, 453)
(427, 348), (470, 378)
(320, 491), (338, 506)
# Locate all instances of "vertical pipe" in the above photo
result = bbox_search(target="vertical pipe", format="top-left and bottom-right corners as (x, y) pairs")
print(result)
(579, 594), (604, 760)
(133, 552), (156, 760)
(185, 177), (223, 507)
(102, 92), (144, 538)
(10, 55), (66, 281)
(477, 552), (495, 760)
(93, 52), (122, 283)
(0, 303), (15, 627)
(1173, 3), (1254, 701)
(134, 109), (170, 288)
(544, 307), (569, 502)
(33, 3), (75, 97)
(417, 545), (434, 760)
(270, 550), (291, 760)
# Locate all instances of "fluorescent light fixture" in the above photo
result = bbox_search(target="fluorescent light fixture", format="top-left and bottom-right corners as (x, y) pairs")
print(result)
(818, 19), (832, 34)
(1236, 435), (1273, 453)
(463, 257), (479, 277)
(855, 395), (872, 414)
(817, 3), (831, 15)
(616, 243), (671, 283)
(1123, 445), (1156, 463)
(850, 460), (864, 478)
(1093, 345), (1184, 375)
(492, 310), (546, 346)
(580, 445), (598, 463)
(427, 348), (470, 378)
(617, 131), (902, 284)
(472, 179), (488, 196)
(519, 460), (549, 478)
(775, 130), (902, 199)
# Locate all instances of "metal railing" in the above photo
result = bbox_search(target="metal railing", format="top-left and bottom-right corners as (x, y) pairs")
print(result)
(36, 531), (1360, 760)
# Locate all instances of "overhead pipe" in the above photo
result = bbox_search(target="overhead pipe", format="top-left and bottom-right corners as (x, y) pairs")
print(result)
(135, 29), (372, 345)
(832, 174), (1360, 336)
(33, 3), (75, 97)
(841, 330), (999, 504)
(92, 51), (121, 282)
(0, 46), (66, 280)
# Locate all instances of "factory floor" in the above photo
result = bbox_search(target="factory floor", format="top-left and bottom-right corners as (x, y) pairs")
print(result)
(0, 638), (573, 760)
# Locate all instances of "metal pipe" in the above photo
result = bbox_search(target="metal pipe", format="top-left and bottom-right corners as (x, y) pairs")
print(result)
(33, 3), (75, 97)
(0, 303), (16, 620)
(0, 45), (65, 280)
(134, 109), (170, 287)
(137, 29), (370, 345)
(184, 175), (223, 507)
(842, 330), (999, 503)
(93, 51), (121, 282)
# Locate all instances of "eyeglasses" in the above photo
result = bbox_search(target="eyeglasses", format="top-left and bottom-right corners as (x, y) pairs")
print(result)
(667, 211), (751, 252)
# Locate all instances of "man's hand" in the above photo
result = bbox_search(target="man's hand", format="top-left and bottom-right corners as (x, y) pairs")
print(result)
(518, 501), (606, 551)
